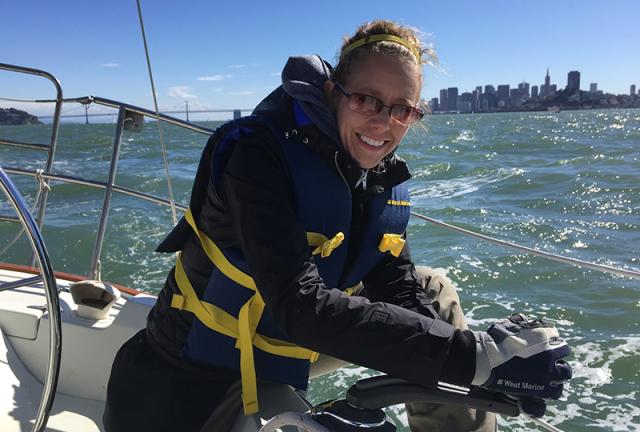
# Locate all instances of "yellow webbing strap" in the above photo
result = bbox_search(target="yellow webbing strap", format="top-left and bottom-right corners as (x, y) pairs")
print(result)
(184, 208), (257, 290)
(378, 233), (406, 257)
(175, 210), (321, 415)
(342, 284), (362, 297)
(172, 254), (318, 414)
(237, 293), (261, 414)
(307, 231), (345, 258)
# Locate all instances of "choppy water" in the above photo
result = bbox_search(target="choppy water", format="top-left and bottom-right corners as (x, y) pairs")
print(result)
(1, 109), (639, 431)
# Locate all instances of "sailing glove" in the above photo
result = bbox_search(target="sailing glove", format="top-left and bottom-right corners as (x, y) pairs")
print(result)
(471, 313), (572, 417)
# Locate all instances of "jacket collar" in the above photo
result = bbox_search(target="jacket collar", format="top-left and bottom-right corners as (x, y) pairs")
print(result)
(290, 99), (412, 192)
(254, 88), (412, 193)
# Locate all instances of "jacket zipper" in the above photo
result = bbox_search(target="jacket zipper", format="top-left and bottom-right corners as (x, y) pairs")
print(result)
(334, 151), (352, 199)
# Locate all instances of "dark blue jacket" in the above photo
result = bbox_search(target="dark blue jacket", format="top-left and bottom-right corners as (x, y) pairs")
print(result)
(147, 86), (475, 394)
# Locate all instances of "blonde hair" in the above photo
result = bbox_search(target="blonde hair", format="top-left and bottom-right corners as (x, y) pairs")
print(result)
(333, 20), (436, 85)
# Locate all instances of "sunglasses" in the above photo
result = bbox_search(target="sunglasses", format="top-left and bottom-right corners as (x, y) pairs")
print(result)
(333, 80), (424, 126)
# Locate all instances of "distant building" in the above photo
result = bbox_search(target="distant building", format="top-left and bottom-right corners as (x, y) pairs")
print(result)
(458, 101), (472, 113)
(631, 85), (637, 96)
(472, 89), (481, 111)
(447, 87), (459, 112)
(497, 85), (510, 107)
(590, 83), (598, 93)
(439, 89), (448, 111)
(429, 97), (439, 112)
(484, 85), (496, 95)
(567, 71), (580, 92)
(549, 84), (557, 94)
(510, 88), (526, 106)
(460, 92), (474, 112)
(541, 68), (551, 97)
(518, 81), (530, 98)
(531, 85), (539, 99)
(480, 93), (497, 111)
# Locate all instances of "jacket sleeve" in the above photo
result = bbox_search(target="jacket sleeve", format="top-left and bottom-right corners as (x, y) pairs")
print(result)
(361, 239), (477, 385)
(220, 132), (472, 388)
(361, 239), (439, 316)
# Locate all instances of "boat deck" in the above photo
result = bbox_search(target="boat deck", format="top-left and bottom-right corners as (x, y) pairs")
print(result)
(0, 267), (153, 431)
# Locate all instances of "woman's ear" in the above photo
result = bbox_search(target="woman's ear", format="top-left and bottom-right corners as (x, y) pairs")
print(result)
(324, 79), (335, 102)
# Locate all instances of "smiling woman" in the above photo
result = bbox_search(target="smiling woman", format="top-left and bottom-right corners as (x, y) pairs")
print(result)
(103, 19), (571, 432)
(327, 55), (422, 169)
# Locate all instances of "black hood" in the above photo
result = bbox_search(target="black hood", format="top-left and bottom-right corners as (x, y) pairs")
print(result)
(254, 55), (411, 190)
(280, 55), (340, 145)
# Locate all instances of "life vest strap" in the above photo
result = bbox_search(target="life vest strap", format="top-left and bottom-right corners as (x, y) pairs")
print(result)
(378, 233), (406, 257)
(307, 231), (345, 258)
(174, 211), (323, 415)
(184, 208), (257, 291)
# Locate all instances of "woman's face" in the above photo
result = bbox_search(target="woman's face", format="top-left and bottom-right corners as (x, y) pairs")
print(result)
(328, 54), (421, 169)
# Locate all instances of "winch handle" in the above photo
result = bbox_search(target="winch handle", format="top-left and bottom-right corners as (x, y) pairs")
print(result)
(346, 375), (520, 417)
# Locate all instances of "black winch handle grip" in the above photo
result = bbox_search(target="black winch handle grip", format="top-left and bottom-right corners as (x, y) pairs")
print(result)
(346, 376), (521, 417)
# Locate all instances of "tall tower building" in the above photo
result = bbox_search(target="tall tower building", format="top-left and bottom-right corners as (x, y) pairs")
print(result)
(631, 85), (637, 96)
(518, 81), (530, 97)
(429, 97), (439, 112)
(484, 85), (496, 95)
(472, 88), (481, 111)
(567, 71), (580, 92)
(542, 68), (551, 97)
(447, 87), (459, 112)
(497, 85), (510, 107)
(531, 85), (539, 99)
(440, 89), (448, 112)
(590, 83), (598, 93)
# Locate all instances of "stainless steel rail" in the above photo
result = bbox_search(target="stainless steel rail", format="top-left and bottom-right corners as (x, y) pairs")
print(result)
(411, 211), (640, 280)
(2, 167), (187, 211)
(0, 138), (50, 151)
(0, 166), (62, 432)
(2, 62), (201, 280)
(0, 63), (64, 233)
(89, 106), (125, 279)
(71, 96), (214, 135)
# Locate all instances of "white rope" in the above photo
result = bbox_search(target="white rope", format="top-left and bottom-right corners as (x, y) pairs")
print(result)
(0, 169), (49, 256)
(410, 211), (640, 279)
(135, 0), (179, 226)
(35, 169), (51, 193)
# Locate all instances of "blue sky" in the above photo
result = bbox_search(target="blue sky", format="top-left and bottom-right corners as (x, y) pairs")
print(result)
(2, 0), (639, 118)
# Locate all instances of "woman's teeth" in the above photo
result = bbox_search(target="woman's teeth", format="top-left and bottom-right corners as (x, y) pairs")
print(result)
(358, 133), (385, 147)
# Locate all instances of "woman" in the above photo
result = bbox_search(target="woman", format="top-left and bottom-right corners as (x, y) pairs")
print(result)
(104, 20), (571, 432)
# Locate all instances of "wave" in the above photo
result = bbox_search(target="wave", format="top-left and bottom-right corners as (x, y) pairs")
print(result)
(410, 167), (524, 199)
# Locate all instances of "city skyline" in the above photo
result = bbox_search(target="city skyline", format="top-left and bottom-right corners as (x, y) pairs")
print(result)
(430, 67), (638, 113)
(434, 67), (636, 101)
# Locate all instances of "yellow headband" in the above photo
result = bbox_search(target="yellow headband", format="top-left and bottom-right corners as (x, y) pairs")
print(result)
(341, 34), (421, 62)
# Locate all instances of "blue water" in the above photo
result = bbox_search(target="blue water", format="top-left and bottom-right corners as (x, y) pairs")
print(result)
(1, 109), (639, 431)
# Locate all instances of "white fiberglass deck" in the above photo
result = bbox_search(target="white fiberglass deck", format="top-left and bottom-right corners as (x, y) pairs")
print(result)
(0, 267), (153, 431)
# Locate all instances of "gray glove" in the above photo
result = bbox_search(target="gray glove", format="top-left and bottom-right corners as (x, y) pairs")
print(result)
(472, 314), (572, 416)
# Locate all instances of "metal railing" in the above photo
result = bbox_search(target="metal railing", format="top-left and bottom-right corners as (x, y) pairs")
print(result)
(0, 166), (62, 432)
(0, 63), (63, 234)
(1, 63), (206, 280)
